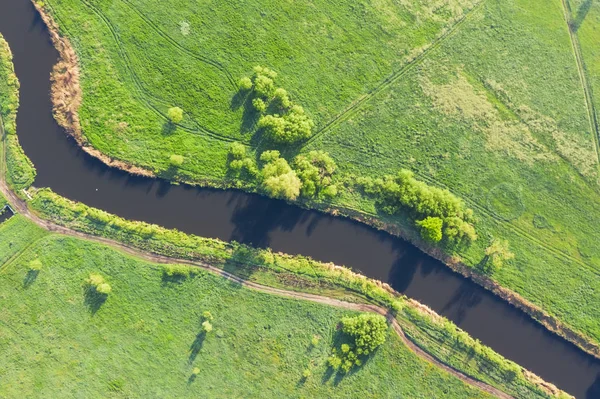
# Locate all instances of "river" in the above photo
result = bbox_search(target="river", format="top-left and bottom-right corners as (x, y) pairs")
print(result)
(1, 0), (599, 397)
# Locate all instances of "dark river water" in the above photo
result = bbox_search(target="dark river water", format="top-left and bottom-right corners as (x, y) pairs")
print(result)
(1, 1), (600, 397)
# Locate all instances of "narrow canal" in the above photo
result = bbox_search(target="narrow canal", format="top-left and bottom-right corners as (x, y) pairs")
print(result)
(1, 1), (599, 397)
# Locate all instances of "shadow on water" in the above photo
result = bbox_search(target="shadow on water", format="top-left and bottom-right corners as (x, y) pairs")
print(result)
(2, 0), (600, 396)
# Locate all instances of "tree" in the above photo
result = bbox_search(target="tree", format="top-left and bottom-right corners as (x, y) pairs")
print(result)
(484, 239), (514, 271)
(294, 151), (337, 198)
(167, 107), (183, 124)
(229, 142), (246, 160)
(86, 273), (112, 295)
(252, 98), (267, 113)
(258, 105), (314, 143)
(169, 154), (184, 167)
(253, 74), (275, 98)
(29, 259), (43, 271)
(238, 76), (252, 91)
(260, 151), (301, 200)
(202, 320), (213, 333)
(341, 313), (387, 355)
(416, 216), (443, 242)
(273, 87), (291, 109)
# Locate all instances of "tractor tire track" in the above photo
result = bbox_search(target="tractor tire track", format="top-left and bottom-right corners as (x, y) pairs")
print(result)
(303, 0), (487, 147)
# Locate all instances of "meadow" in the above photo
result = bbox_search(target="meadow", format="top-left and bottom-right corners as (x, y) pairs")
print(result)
(0, 216), (498, 398)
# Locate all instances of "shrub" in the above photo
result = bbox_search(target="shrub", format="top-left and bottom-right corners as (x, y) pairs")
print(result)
(202, 320), (213, 333)
(86, 273), (112, 295)
(202, 310), (213, 321)
(163, 264), (194, 278)
(416, 217), (443, 242)
(167, 106), (183, 123)
(238, 76), (252, 91)
(192, 367), (200, 376)
(273, 87), (291, 109)
(229, 142), (246, 160)
(302, 369), (311, 379)
(294, 151), (337, 198)
(252, 98), (267, 113)
(29, 259), (43, 271)
(169, 154), (184, 167)
(260, 151), (301, 200)
(253, 74), (275, 98)
(328, 313), (388, 373)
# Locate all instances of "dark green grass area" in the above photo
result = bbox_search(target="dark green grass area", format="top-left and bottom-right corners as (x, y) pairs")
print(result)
(0, 233), (491, 399)
(39, 0), (600, 348)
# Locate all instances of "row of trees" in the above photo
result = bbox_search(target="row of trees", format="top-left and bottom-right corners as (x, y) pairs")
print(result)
(359, 170), (477, 244)
(239, 66), (314, 143)
(228, 144), (338, 202)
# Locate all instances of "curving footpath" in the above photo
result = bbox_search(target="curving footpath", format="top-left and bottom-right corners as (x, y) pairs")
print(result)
(0, 120), (511, 399)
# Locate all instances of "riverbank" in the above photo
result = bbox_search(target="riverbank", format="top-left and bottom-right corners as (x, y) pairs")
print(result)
(34, 0), (600, 363)
(0, 28), (570, 397)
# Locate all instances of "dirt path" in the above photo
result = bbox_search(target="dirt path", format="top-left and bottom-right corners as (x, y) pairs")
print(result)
(0, 122), (512, 399)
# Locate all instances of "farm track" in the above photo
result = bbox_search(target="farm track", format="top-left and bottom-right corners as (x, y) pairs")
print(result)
(119, 0), (237, 89)
(559, 0), (600, 176)
(303, 0), (487, 147)
(73, 0), (240, 144)
(0, 120), (511, 399)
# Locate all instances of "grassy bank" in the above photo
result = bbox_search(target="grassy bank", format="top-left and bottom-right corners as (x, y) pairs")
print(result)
(0, 219), (496, 398)
(0, 36), (36, 193)
(27, 187), (563, 399)
(40, 0), (600, 349)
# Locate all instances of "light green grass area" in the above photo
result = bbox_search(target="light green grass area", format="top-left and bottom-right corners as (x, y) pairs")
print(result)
(0, 215), (47, 267)
(0, 230), (493, 398)
(43, 0), (600, 347)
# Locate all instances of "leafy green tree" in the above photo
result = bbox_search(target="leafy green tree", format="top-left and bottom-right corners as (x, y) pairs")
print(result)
(202, 320), (213, 333)
(258, 105), (314, 143)
(253, 74), (275, 98)
(238, 76), (253, 91)
(86, 273), (112, 295)
(229, 142), (246, 160)
(294, 151), (337, 198)
(341, 313), (387, 355)
(416, 216), (443, 242)
(29, 259), (43, 271)
(273, 87), (291, 109)
(260, 150), (301, 200)
(167, 107), (183, 124)
(96, 283), (112, 295)
(252, 98), (267, 113)
(169, 154), (184, 167)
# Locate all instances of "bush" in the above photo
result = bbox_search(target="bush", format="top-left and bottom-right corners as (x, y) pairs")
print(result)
(328, 313), (387, 373)
(229, 142), (246, 160)
(202, 320), (213, 333)
(294, 151), (337, 198)
(416, 217), (443, 242)
(238, 76), (252, 91)
(169, 154), (184, 167)
(86, 273), (112, 295)
(167, 106), (183, 123)
(484, 239), (514, 271)
(227, 142), (258, 179)
(163, 264), (195, 278)
(252, 98), (267, 113)
(273, 87), (291, 109)
(359, 170), (476, 244)
(29, 259), (43, 271)
(260, 151), (301, 200)
(202, 310), (213, 321)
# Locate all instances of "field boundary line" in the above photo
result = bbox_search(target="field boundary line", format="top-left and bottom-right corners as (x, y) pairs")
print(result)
(303, 0), (487, 147)
(560, 0), (600, 175)
(71, 0), (242, 144)
(119, 0), (237, 89)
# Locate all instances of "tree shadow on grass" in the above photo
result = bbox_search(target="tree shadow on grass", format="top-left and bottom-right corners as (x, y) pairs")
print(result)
(84, 287), (108, 315)
(23, 270), (39, 288)
(162, 121), (176, 135)
(231, 90), (259, 135)
(571, 0), (593, 32)
(188, 331), (207, 364)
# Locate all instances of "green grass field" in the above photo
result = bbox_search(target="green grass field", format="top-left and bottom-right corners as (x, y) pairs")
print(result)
(42, 0), (600, 348)
(0, 217), (496, 398)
